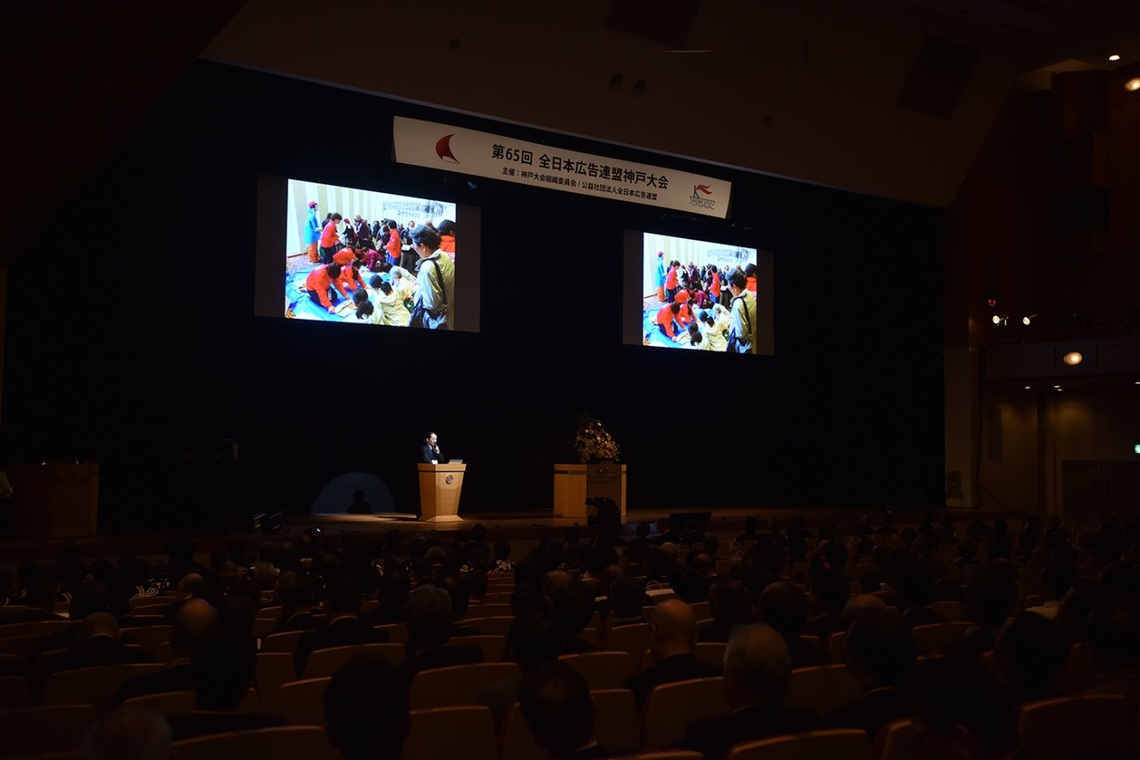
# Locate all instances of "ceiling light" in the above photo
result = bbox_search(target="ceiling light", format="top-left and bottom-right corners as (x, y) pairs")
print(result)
(1127, 78), (1140, 92)
(1063, 351), (1083, 366)
(992, 314), (1009, 327)
(1024, 386), (1031, 390)
(1109, 54), (1121, 61)
(1022, 313), (1038, 326)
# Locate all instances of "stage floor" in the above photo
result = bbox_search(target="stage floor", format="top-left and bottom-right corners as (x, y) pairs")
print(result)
(0, 505), (1028, 566)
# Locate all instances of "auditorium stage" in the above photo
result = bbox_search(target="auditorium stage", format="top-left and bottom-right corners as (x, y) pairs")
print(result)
(0, 504), (1029, 565)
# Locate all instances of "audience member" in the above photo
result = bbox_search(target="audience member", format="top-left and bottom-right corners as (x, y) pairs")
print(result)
(400, 583), (483, 685)
(114, 598), (218, 705)
(943, 564), (1017, 656)
(759, 581), (831, 667)
(294, 574), (389, 676)
(906, 654), (1018, 760)
(81, 706), (172, 760)
(324, 654), (409, 760)
(624, 598), (722, 711)
(518, 660), (609, 760)
(480, 609), (562, 730)
(271, 571), (320, 632)
(824, 607), (916, 738)
(993, 610), (1069, 705)
(699, 578), (754, 644)
(39, 611), (155, 687)
(803, 569), (850, 639)
(673, 624), (821, 760)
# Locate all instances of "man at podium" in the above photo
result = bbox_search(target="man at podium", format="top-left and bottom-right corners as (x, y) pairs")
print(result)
(421, 431), (443, 464)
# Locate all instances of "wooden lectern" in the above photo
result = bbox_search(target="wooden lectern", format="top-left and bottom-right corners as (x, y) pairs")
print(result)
(417, 463), (466, 523)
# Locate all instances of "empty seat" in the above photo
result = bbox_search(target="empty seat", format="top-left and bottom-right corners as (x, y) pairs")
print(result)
(255, 651), (297, 712)
(785, 664), (863, 715)
(560, 651), (634, 690)
(591, 688), (641, 755)
(874, 718), (921, 760)
(273, 677), (331, 728)
(604, 623), (653, 670)
(1016, 694), (1135, 760)
(123, 688), (260, 716)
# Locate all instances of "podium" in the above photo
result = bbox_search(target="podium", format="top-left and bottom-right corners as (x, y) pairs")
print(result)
(8, 461), (100, 538)
(553, 462), (626, 520)
(417, 463), (466, 523)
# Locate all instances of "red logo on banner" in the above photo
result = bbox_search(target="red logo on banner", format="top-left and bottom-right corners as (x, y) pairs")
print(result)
(695, 184), (713, 195)
(435, 134), (459, 163)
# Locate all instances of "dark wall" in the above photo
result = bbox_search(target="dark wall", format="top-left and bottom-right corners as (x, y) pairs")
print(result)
(2, 61), (945, 533)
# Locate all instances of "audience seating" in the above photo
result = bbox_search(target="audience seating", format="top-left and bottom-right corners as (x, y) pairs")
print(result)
(375, 623), (410, 644)
(0, 704), (97, 759)
(260, 629), (305, 655)
(128, 596), (175, 610)
(463, 616), (513, 638)
(171, 726), (334, 760)
(409, 661), (521, 710)
(873, 718), (920, 760)
(641, 677), (729, 751)
(579, 627), (603, 648)
(466, 603), (512, 618)
(930, 601), (964, 622)
(40, 663), (168, 714)
(482, 592), (513, 605)
(1055, 642), (1098, 694)
(591, 688), (642, 755)
(1016, 694), (1136, 760)
(604, 623), (653, 669)
(120, 624), (173, 656)
(910, 622), (972, 655)
(786, 664), (863, 715)
(405, 705), (499, 760)
(302, 642), (407, 679)
(825, 631), (847, 664)
(155, 641), (175, 665)
(560, 651), (635, 690)
(123, 687), (260, 716)
(255, 651), (298, 711)
(450, 634), (506, 663)
(251, 618), (278, 641)
(619, 753), (705, 760)
(0, 675), (31, 711)
(0, 633), (48, 668)
(498, 703), (550, 760)
(689, 602), (710, 620)
(255, 605), (282, 620)
(273, 677), (331, 727)
(725, 728), (871, 760)
(0, 620), (72, 638)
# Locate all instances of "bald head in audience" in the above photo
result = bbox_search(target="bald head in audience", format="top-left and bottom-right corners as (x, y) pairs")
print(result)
(81, 611), (120, 642)
(649, 599), (700, 663)
(723, 624), (793, 709)
(842, 593), (888, 624)
(170, 598), (218, 660)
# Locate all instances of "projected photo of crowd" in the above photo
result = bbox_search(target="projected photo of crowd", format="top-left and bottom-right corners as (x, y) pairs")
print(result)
(640, 232), (759, 353)
(283, 178), (458, 329)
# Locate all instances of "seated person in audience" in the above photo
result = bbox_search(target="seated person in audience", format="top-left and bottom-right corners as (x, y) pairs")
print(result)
(607, 574), (648, 629)
(1, 576), (65, 622)
(889, 555), (947, 627)
(114, 598), (218, 705)
(324, 654), (408, 760)
(39, 611), (155, 687)
(28, 580), (113, 671)
(270, 571), (320, 633)
(399, 583), (483, 685)
(82, 705), (172, 760)
(359, 569), (409, 626)
(858, 545), (893, 593)
(672, 624), (822, 760)
(159, 573), (207, 622)
(993, 610), (1068, 705)
(759, 581), (831, 668)
(824, 606), (916, 738)
(624, 598), (722, 712)
(434, 572), (484, 636)
(217, 585), (259, 638)
(699, 578), (755, 644)
(929, 557), (965, 603)
(906, 654), (1018, 760)
(943, 565), (1017, 657)
(549, 580), (601, 653)
(1024, 560), (1076, 621)
(803, 568), (851, 640)
(167, 633), (286, 740)
(518, 660), (610, 760)
(1080, 589), (1140, 698)
(480, 609), (562, 731)
(294, 574), (389, 677)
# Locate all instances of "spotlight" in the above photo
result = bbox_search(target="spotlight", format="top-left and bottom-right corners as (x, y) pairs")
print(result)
(1127, 78), (1140, 92)
(1063, 351), (1083, 366)
(1109, 54), (1121, 61)
(992, 314), (1010, 327)
(1021, 313), (1038, 326)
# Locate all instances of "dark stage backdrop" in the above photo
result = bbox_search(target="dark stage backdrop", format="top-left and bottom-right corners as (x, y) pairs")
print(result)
(2, 61), (945, 535)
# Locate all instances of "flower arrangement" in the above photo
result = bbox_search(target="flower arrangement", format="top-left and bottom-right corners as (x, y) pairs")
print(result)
(574, 415), (620, 463)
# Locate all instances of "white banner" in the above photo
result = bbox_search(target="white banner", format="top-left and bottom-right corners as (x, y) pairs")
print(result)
(392, 116), (732, 219)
